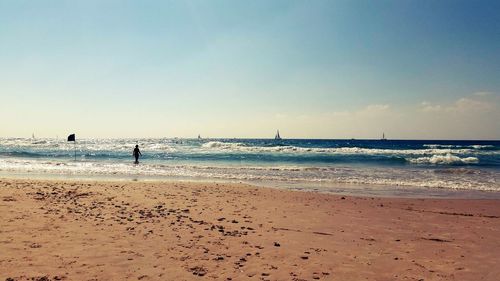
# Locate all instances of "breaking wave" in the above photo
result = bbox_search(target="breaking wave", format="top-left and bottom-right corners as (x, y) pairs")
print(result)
(408, 154), (479, 165)
(423, 144), (495, 150)
(201, 141), (488, 157)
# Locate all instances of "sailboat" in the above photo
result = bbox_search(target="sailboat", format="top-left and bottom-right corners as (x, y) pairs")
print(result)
(31, 132), (45, 144)
(381, 132), (387, 141)
(274, 130), (282, 140)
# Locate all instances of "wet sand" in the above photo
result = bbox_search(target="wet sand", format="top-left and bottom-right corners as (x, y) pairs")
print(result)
(1, 178), (499, 280)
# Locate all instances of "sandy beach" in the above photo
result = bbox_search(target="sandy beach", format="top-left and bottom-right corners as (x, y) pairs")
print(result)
(1, 178), (499, 281)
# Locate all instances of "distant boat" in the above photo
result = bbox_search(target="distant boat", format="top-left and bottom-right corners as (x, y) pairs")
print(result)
(381, 132), (387, 141)
(31, 133), (46, 144)
(275, 130), (282, 140)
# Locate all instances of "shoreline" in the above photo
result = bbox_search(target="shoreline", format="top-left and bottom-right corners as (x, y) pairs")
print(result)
(1, 171), (500, 199)
(1, 178), (500, 280)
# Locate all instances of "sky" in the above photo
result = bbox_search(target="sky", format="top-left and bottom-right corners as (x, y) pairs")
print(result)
(0, 0), (499, 139)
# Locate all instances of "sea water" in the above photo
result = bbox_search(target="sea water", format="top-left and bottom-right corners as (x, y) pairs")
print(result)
(0, 138), (499, 196)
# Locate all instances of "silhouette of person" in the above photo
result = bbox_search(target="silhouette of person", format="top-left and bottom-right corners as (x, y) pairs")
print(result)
(133, 145), (142, 164)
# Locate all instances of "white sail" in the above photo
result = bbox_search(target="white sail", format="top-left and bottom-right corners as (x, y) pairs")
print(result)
(275, 130), (281, 140)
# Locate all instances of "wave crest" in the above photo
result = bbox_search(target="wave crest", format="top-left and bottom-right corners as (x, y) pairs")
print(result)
(201, 141), (480, 156)
(408, 154), (479, 165)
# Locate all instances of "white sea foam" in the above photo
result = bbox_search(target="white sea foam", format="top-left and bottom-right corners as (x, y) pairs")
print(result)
(471, 145), (494, 149)
(2, 138), (497, 157)
(202, 141), (247, 149)
(423, 144), (458, 148)
(424, 144), (494, 150)
(0, 138), (177, 153)
(201, 141), (477, 156)
(408, 154), (479, 165)
(0, 158), (498, 192)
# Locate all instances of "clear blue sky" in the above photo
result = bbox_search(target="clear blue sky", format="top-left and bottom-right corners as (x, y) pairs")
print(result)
(1, 0), (499, 139)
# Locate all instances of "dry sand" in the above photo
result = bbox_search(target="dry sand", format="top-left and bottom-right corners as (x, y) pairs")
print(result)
(1, 178), (499, 281)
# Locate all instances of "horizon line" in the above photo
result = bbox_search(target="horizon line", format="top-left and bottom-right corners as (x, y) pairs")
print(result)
(1, 136), (499, 142)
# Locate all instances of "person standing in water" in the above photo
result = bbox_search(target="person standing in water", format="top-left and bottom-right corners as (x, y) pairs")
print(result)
(133, 145), (142, 164)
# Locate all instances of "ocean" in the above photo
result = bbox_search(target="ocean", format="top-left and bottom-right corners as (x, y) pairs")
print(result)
(1, 138), (499, 196)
